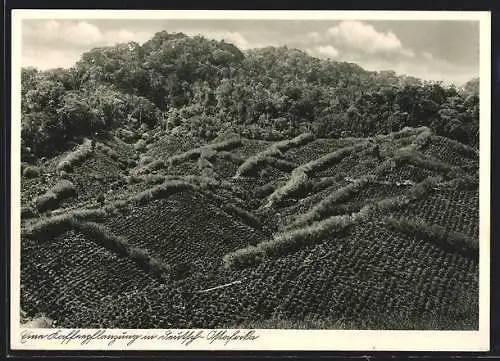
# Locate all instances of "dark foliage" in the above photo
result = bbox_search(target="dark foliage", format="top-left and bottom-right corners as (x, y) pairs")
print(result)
(21, 32), (479, 161)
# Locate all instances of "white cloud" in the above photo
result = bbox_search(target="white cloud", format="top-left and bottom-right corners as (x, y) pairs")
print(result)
(422, 51), (434, 60)
(345, 52), (477, 86)
(105, 29), (153, 44)
(22, 48), (83, 70)
(309, 21), (413, 58)
(316, 45), (339, 58)
(186, 30), (252, 49)
(23, 20), (153, 48)
(22, 20), (156, 69)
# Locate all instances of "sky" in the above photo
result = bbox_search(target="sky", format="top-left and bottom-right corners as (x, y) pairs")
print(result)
(21, 19), (480, 86)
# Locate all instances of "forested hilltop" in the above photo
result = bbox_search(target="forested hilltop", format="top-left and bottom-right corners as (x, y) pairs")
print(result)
(21, 30), (479, 160)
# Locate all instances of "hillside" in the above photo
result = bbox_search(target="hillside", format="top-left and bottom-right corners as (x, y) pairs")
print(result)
(20, 124), (479, 330)
(19, 31), (481, 330)
(21, 32), (479, 166)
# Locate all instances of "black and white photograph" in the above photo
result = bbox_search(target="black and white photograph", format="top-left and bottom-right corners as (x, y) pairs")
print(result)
(10, 10), (491, 351)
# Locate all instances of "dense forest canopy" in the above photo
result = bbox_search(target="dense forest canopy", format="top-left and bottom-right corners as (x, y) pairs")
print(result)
(21, 31), (480, 160)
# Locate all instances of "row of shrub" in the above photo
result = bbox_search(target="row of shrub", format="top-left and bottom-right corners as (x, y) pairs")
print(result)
(24, 207), (109, 240)
(223, 175), (444, 269)
(25, 214), (172, 280)
(300, 141), (370, 174)
(437, 135), (479, 158)
(349, 176), (443, 221)
(215, 151), (246, 164)
(198, 156), (216, 178)
(394, 149), (465, 179)
(290, 175), (376, 227)
(223, 213), (353, 269)
(28, 177), (206, 236)
(375, 126), (431, 142)
(22, 165), (42, 179)
(127, 173), (166, 185)
(131, 180), (198, 206)
(95, 142), (119, 161)
(72, 221), (172, 279)
(442, 174), (479, 190)
(384, 216), (478, 259)
(34, 180), (77, 213)
(235, 133), (313, 177)
(264, 141), (370, 206)
(137, 137), (242, 174)
(56, 138), (93, 172)
(222, 203), (263, 230)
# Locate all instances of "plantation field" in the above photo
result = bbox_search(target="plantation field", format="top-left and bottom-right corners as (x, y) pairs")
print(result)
(20, 126), (480, 330)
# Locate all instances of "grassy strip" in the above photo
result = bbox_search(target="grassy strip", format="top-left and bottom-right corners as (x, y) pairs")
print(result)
(433, 135), (479, 158)
(138, 138), (242, 174)
(235, 133), (314, 177)
(215, 151), (246, 164)
(264, 157), (297, 172)
(223, 176), (442, 269)
(72, 221), (172, 279)
(34, 180), (77, 213)
(25, 216), (171, 280)
(26, 179), (201, 237)
(56, 138), (93, 172)
(95, 142), (119, 160)
(265, 169), (309, 206)
(24, 208), (109, 238)
(393, 149), (460, 175)
(198, 156), (216, 178)
(300, 142), (370, 174)
(223, 214), (352, 269)
(127, 173), (167, 185)
(384, 216), (478, 259)
(265, 140), (369, 206)
(443, 174), (478, 190)
(222, 203), (263, 230)
(375, 126), (431, 142)
(350, 176), (443, 221)
(23, 165), (41, 178)
(290, 175), (376, 227)
(132, 181), (197, 206)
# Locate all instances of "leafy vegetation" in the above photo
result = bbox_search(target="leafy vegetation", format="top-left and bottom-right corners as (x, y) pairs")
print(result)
(34, 180), (77, 213)
(20, 29), (480, 331)
(22, 166), (41, 178)
(384, 216), (478, 258)
(56, 138), (93, 172)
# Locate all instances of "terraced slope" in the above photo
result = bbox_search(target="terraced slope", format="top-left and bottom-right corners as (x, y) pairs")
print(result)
(20, 126), (480, 329)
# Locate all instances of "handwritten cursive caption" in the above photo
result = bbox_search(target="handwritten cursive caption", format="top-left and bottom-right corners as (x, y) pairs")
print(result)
(20, 329), (260, 347)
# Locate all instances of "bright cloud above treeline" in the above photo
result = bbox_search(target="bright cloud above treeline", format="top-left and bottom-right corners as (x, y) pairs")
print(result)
(21, 19), (479, 86)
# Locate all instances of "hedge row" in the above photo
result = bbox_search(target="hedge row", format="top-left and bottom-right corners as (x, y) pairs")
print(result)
(34, 180), (77, 213)
(437, 135), (479, 158)
(300, 141), (370, 174)
(95, 142), (119, 160)
(25, 216), (172, 280)
(235, 133), (314, 177)
(56, 138), (93, 172)
(223, 214), (353, 269)
(222, 203), (263, 230)
(375, 126), (431, 142)
(222, 175), (444, 269)
(265, 140), (369, 206)
(384, 216), (478, 259)
(291, 175), (376, 227)
(72, 221), (172, 279)
(138, 138), (242, 174)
